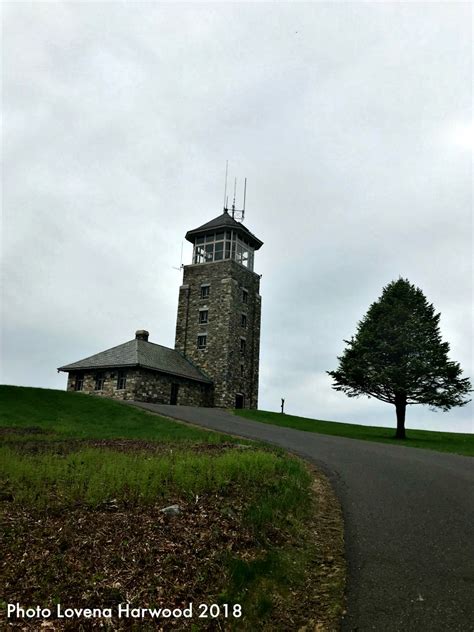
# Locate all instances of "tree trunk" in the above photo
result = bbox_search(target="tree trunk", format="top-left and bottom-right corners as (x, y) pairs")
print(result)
(394, 393), (407, 439)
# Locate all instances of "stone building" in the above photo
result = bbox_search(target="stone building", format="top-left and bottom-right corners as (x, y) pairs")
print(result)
(59, 209), (263, 409)
(58, 330), (213, 406)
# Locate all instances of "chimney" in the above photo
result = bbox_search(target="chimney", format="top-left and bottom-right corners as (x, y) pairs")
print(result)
(135, 330), (149, 342)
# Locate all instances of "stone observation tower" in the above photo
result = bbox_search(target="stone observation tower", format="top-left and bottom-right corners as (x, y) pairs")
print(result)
(58, 191), (262, 409)
(174, 208), (263, 409)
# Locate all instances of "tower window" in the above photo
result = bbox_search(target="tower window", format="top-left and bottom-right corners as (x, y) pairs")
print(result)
(205, 244), (213, 261)
(117, 370), (127, 390)
(74, 374), (84, 391)
(192, 232), (254, 270)
(242, 289), (248, 303)
(194, 245), (205, 263)
(240, 338), (246, 354)
(197, 335), (207, 349)
(94, 372), (105, 391)
(199, 309), (208, 324)
(214, 241), (224, 260)
(240, 363), (245, 377)
(241, 313), (247, 328)
(234, 237), (254, 270)
(200, 284), (210, 299)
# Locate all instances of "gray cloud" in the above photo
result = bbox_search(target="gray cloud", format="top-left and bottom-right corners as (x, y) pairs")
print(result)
(2, 2), (472, 433)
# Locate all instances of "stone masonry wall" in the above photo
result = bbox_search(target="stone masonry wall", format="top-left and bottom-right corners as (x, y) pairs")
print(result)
(67, 369), (140, 400)
(174, 259), (261, 408)
(66, 368), (212, 406)
(133, 369), (212, 406)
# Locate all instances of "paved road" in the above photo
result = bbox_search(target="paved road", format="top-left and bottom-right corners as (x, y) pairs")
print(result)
(129, 403), (474, 632)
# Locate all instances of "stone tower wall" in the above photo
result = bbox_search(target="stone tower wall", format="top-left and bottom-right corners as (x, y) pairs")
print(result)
(174, 259), (261, 408)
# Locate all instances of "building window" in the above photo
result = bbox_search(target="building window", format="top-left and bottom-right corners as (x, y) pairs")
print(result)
(94, 372), (105, 391)
(240, 363), (245, 377)
(199, 309), (208, 324)
(117, 370), (127, 390)
(240, 338), (246, 354)
(242, 289), (248, 303)
(193, 231), (254, 270)
(74, 374), (84, 391)
(241, 313), (247, 328)
(197, 334), (207, 349)
(200, 284), (210, 299)
(214, 241), (224, 261)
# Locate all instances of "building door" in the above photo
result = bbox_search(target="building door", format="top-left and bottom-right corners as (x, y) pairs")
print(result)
(235, 393), (244, 409)
(170, 383), (179, 405)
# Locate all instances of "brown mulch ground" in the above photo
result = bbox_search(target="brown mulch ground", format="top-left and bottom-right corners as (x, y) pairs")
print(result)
(2, 496), (253, 630)
(0, 440), (345, 631)
(0, 426), (50, 436)
(2, 438), (243, 456)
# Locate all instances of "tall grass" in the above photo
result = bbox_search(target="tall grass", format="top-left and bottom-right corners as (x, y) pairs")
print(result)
(0, 446), (309, 513)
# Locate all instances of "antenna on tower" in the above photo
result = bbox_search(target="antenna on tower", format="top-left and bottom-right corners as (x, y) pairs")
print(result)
(223, 161), (229, 213)
(231, 178), (237, 218)
(172, 241), (184, 271)
(229, 177), (247, 222)
(221, 163), (247, 222)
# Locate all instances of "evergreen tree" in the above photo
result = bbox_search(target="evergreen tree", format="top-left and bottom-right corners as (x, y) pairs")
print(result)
(327, 279), (471, 439)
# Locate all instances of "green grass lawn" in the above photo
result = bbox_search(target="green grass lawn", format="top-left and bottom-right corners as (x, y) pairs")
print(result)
(0, 385), (344, 630)
(235, 409), (474, 457)
(0, 384), (225, 442)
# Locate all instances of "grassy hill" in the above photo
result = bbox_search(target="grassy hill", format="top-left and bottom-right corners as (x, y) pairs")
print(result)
(0, 386), (345, 631)
(235, 409), (474, 456)
(0, 384), (224, 442)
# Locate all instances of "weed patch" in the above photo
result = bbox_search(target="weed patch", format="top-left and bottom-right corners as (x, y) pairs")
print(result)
(0, 446), (297, 509)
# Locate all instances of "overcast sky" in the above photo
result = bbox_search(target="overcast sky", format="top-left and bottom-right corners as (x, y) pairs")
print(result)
(2, 2), (472, 433)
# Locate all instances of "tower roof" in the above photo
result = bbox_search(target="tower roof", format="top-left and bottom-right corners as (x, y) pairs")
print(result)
(185, 211), (263, 250)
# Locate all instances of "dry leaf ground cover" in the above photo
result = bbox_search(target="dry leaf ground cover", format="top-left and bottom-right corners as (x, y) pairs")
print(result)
(0, 386), (345, 631)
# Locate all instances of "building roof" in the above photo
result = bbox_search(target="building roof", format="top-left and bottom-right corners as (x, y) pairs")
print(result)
(185, 211), (263, 250)
(58, 338), (212, 384)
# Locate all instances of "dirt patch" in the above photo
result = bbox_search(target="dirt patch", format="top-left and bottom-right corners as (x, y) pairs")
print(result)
(1, 494), (254, 630)
(296, 467), (346, 631)
(0, 426), (50, 436)
(3, 438), (245, 456)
